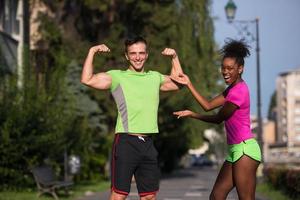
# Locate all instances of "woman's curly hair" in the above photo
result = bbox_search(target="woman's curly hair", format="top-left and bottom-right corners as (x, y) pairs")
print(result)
(220, 39), (251, 66)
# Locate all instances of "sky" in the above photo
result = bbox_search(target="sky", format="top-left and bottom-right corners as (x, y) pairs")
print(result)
(211, 0), (300, 118)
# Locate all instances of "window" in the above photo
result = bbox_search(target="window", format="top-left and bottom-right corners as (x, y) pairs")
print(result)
(295, 90), (300, 97)
(0, 0), (4, 29)
(295, 117), (300, 124)
(2, 0), (19, 35)
(296, 100), (300, 105)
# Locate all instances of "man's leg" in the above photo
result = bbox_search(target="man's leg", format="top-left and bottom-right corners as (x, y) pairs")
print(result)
(110, 134), (137, 199)
(140, 194), (156, 200)
(135, 137), (160, 200)
(109, 191), (127, 200)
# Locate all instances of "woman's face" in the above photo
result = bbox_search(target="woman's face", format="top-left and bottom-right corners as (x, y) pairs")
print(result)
(221, 57), (243, 85)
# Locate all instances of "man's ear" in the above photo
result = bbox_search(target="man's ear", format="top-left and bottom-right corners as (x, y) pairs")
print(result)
(125, 53), (129, 60)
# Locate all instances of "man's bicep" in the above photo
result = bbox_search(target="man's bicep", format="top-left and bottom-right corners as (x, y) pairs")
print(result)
(85, 72), (112, 90)
(160, 75), (178, 91)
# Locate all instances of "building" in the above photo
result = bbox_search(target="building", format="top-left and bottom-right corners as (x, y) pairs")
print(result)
(265, 67), (300, 164)
(0, 0), (29, 88)
(276, 68), (300, 147)
(262, 120), (276, 162)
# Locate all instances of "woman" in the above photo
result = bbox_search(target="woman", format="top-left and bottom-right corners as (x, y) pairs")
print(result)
(174, 40), (261, 200)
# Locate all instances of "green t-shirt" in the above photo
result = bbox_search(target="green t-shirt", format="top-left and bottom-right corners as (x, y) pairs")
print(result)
(107, 69), (165, 134)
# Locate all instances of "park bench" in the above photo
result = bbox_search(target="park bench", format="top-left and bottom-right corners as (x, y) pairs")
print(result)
(31, 165), (73, 200)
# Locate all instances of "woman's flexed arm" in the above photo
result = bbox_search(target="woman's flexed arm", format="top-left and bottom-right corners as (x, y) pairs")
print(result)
(176, 74), (226, 111)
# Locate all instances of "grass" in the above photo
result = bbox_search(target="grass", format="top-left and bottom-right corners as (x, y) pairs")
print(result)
(257, 182), (296, 200)
(0, 180), (110, 200)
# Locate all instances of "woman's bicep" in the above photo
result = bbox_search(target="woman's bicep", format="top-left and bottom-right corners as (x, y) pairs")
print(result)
(208, 94), (226, 110)
(217, 101), (239, 121)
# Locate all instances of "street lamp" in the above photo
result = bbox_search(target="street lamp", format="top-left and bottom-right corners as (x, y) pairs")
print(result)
(224, 0), (263, 160)
(224, 0), (237, 23)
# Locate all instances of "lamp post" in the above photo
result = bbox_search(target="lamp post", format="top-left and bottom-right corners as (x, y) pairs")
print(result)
(225, 0), (263, 160)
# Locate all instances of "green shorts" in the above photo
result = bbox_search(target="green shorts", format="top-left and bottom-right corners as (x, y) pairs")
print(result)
(225, 138), (261, 163)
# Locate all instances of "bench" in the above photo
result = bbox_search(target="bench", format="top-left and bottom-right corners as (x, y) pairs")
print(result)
(31, 165), (74, 199)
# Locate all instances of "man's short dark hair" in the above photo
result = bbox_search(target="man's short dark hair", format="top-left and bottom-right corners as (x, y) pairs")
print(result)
(124, 36), (147, 52)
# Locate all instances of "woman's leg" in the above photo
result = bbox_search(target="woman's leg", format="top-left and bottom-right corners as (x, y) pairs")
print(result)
(233, 155), (259, 200)
(210, 161), (235, 200)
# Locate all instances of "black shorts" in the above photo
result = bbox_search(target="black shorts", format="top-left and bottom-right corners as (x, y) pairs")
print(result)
(111, 133), (160, 196)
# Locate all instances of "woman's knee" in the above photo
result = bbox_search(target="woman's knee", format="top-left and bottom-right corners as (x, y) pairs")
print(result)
(237, 192), (255, 200)
(209, 191), (216, 200)
(209, 190), (226, 200)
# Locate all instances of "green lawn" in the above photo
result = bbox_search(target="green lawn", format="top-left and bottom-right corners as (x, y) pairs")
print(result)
(257, 182), (295, 200)
(0, 181), (110, 200)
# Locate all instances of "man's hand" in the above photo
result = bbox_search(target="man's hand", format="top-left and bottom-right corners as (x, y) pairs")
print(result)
(81, 44), (112, 90)
(90, 44), (111, 54)
(161, 48), (177, 58)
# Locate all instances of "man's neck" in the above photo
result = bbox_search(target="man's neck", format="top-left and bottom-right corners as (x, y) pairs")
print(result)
(128, 66), (144, 73)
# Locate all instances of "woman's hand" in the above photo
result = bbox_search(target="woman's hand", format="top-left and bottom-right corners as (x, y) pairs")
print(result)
(170, 73), (191, 86)
(173, 110), (196, 119)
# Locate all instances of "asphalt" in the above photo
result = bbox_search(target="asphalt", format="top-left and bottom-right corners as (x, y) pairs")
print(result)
(76, 166), (269, 200)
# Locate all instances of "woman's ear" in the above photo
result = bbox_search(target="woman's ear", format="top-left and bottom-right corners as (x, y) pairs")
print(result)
(238, 65), (244, 74)
(125, 53), (129, 60)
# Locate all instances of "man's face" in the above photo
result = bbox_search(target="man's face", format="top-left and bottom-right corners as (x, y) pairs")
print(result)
(125, 42), (148, 72)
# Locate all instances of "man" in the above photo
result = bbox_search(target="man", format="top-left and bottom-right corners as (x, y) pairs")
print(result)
(81, 36), (183, 200)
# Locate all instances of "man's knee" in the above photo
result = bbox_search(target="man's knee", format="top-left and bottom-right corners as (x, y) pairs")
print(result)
(110, 191), (127, 200)
(140, 194), (156, 200)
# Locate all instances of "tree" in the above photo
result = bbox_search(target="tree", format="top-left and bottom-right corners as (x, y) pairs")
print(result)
(0, 0), (223, 189)
(38, 0), (222, 172)
(268, 91), (276, 120)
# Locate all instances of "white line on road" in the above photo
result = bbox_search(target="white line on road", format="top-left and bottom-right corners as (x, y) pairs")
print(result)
(184, 192), (203, 197)
(190, 185), (204, 189)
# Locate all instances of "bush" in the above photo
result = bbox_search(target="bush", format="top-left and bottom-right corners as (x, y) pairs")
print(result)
(263, 165), (300, 199)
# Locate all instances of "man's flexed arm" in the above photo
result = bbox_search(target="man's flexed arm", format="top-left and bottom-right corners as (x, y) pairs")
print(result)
(161, 48), (183, 78)
(81, 44), (112, 90)
(160, 48), (184, 91)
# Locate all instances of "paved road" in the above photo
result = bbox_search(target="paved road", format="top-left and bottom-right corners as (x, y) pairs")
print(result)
(77, 166), (268, 200)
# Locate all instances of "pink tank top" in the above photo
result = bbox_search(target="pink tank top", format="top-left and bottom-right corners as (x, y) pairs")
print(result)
(224, 81), (254, 144)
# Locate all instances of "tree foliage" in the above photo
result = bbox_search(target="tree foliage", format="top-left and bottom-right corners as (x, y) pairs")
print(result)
(268, 91), (276, 120)
(0, 0), (223, 189)
(67, 0), (222, 172)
